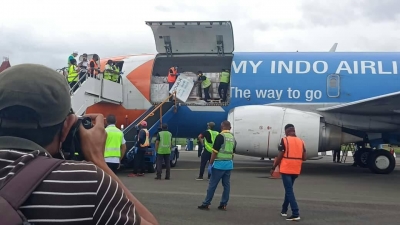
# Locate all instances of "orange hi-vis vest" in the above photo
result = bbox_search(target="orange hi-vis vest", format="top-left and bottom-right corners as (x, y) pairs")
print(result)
(167, 67), (177, 83)
(138, 129), (150, 147)
(89, 59), (99, 76)
(280, 136), (304, 175)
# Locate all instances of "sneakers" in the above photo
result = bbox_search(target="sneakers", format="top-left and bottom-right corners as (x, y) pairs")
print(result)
(196, 177), (203, 181)
(217, 205), (227, 211)
(281, 212), (287, 217)
(197, 204), (209, 210)
(286, 215), (300, 221)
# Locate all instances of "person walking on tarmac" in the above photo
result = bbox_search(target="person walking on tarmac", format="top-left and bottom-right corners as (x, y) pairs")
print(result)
(155, 123), (173, 180)
(197, 71), (211, 102)
(196, 122), (219, 180)
(104, 114), (127, 173)
(67, 58), (81, 92)
(333, 148), (341, 163)
(271, 124), (307, 221)
(129, 121), (150, 177)
(198, 120), (236, 211)
(218, 69), (230, 102)
(167, 66), (178, 101)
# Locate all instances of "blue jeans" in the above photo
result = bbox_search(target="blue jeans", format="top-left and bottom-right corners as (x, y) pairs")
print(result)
(281, 174), (299, 216)
(203, 168), (231, 206)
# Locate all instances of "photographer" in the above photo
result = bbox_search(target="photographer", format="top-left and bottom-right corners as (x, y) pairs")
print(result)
(0, 64), (158, 225)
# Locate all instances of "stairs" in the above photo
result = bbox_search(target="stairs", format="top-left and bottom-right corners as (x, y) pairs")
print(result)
(70, 74), (123, 115)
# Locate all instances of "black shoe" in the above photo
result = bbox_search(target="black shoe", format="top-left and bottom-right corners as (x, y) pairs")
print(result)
(165, 177), (170, 180)
(154, 177), (161, 180)
(198, 204), (210, 210)
(217, 205), (227, 211)
(286, 215), (300, 221)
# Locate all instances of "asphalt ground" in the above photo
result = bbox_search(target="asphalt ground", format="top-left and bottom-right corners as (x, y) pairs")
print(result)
(118, 151), (400, 225)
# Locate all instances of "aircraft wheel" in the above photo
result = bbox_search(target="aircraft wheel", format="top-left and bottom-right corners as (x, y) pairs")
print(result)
(170, 152), (178, 168)
(367, 149), (396, 174)
(353, 148), (371, 168)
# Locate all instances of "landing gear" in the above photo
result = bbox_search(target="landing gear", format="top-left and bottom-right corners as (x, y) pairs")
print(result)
(353, 148), (371, 168)
(366, 149), (396, 174)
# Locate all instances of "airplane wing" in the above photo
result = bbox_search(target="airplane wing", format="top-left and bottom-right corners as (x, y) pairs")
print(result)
(317, 91), (400, 115)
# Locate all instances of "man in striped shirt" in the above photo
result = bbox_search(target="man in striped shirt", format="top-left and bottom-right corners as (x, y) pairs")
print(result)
(0, 64), (159, 225)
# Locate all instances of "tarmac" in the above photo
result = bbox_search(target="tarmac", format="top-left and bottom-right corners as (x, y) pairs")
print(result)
(118, 151), (400, 225)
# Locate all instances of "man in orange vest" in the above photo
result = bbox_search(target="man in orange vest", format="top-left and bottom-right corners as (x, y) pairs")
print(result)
(129, 120), (150, 177)
(89, 54), (100, 78)
(167, 66), (178, 101)
(271, 124), (306, 221)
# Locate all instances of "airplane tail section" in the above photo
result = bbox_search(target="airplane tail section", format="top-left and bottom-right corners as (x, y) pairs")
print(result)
(329, 43), (338, 52)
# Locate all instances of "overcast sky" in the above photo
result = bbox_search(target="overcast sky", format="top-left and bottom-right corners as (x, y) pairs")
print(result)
(1, 0), (400, 68)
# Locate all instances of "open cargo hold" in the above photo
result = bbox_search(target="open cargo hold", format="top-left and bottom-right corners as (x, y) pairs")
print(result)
(145, 21), (235, 106)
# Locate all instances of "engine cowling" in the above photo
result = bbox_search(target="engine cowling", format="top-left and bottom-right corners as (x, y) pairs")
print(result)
(227, 105), (362, 158)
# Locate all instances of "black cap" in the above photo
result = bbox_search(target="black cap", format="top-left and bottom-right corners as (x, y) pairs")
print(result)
(284, 124), (294, 130)
(0, 64), (71, 128)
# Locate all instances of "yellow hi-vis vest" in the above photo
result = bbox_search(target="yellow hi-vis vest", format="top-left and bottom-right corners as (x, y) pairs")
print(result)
(201, 76), (211, 89)
(112, 65), (120, 82)
(220, 71), (230, 83)
(139, 129), (150, 147)
(215, 132), (235, 161)
(68, 65), (79, 83)
(103, 64), (113, 80)
(204, 129), (219, 153)
(104, 125), (123, 158)
(158, 131), (172, 154)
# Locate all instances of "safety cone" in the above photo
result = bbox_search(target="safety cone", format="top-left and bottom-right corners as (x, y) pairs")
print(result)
(269, 158), (281, 179)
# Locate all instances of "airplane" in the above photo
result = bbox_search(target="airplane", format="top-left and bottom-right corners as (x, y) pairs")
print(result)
(69, 21), (398, 175)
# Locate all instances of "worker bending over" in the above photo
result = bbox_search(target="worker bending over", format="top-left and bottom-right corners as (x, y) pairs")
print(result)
(129, 121), (150, 177)
(197, 71), (211, 102)
(198, 120), (236, 210)
(104, 60), (120, 82)
(104, 114), (127, 172)
(68, 51), (78, 66)
(218, 69), (230, 102)
(155, 124), (173, 180)
(271, 124), (307, 221)
(67, 58), (81, 92)
(196, 122), (219, 180)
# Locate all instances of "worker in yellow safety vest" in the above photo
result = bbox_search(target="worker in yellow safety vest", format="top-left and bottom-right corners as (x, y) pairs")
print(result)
(196, 122), (219, 180)
(104, 60), (119, 81)
(104, 114), (127, 172)
(218, 69), (230, 102)
(197, 71), (211, 102)
(128, 120), (149, 177)
(112, 63), (120, 83)
(68, 58), (81, 92)
(155, 123), (173, 180)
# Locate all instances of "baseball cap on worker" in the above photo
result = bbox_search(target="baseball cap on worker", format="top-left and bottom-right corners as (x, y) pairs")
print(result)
(207, 122), (215, 129)
(140, 121), (147, 127)
(284, 124), (295, 130)
(0, 64), (71, 128)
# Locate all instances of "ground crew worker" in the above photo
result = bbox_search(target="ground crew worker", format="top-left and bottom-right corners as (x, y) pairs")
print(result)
(78, 53), (88, 83)
(167, 66), (178, 101)
(89, 54), (100, 78)
(68, 51), (78, 66)
(271, 124), (306, 221)
(198, 120), (236, 211)
(112, 62), (121, 83)
(67, 58), (80, 92)
(218, 69), (230, 102)
(104, 114), (127, 172)
(197, 71), (211, 102)
(196, 122), (219, 180)
(129, 121), (149, 177)
(155, 123), (172, 180)
(104, 60), (118, 81)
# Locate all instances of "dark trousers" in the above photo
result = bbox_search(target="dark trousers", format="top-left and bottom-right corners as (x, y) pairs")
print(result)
(281, 174), (299, 217)
(69, 81), (77, 92)
(199, 150), (212, 178)
(333, 150), (340, 162)
(107, 162), (119, 173)
(203, 168), (231, 206)
(79, 71), (86, 83)
(197, 143), (203, 157)
(156, 154), (171, 178)
(203, 86), (211, 102)
(133, 149), (146, 174)
(218, 82), (229, 102)
(168, 82), (175, 101)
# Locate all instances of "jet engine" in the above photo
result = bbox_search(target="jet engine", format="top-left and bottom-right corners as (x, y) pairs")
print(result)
(227, 105), (363, 158)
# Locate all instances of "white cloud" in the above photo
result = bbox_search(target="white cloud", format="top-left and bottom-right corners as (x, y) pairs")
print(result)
(1, 0), (400, 68)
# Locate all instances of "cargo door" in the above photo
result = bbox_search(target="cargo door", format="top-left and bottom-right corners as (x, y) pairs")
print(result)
(145, 21), (234, 56)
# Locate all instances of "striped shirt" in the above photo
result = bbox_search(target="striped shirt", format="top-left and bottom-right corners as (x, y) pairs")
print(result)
(0, 146), (140, 225)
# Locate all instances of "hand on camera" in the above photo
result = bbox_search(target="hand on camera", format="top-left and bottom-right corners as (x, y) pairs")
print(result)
(78, 114), (107, 164)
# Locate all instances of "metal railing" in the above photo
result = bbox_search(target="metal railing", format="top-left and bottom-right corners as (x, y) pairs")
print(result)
(137, 91), (177, 127)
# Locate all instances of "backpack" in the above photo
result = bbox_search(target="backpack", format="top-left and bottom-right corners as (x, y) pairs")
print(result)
(0, 156), (63, 225)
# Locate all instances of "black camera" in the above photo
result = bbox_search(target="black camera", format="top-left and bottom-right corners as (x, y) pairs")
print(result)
(61, 116), (93, 161)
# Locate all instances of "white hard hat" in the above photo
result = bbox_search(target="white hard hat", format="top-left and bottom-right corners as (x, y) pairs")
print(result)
(73, 51), (78, 54)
